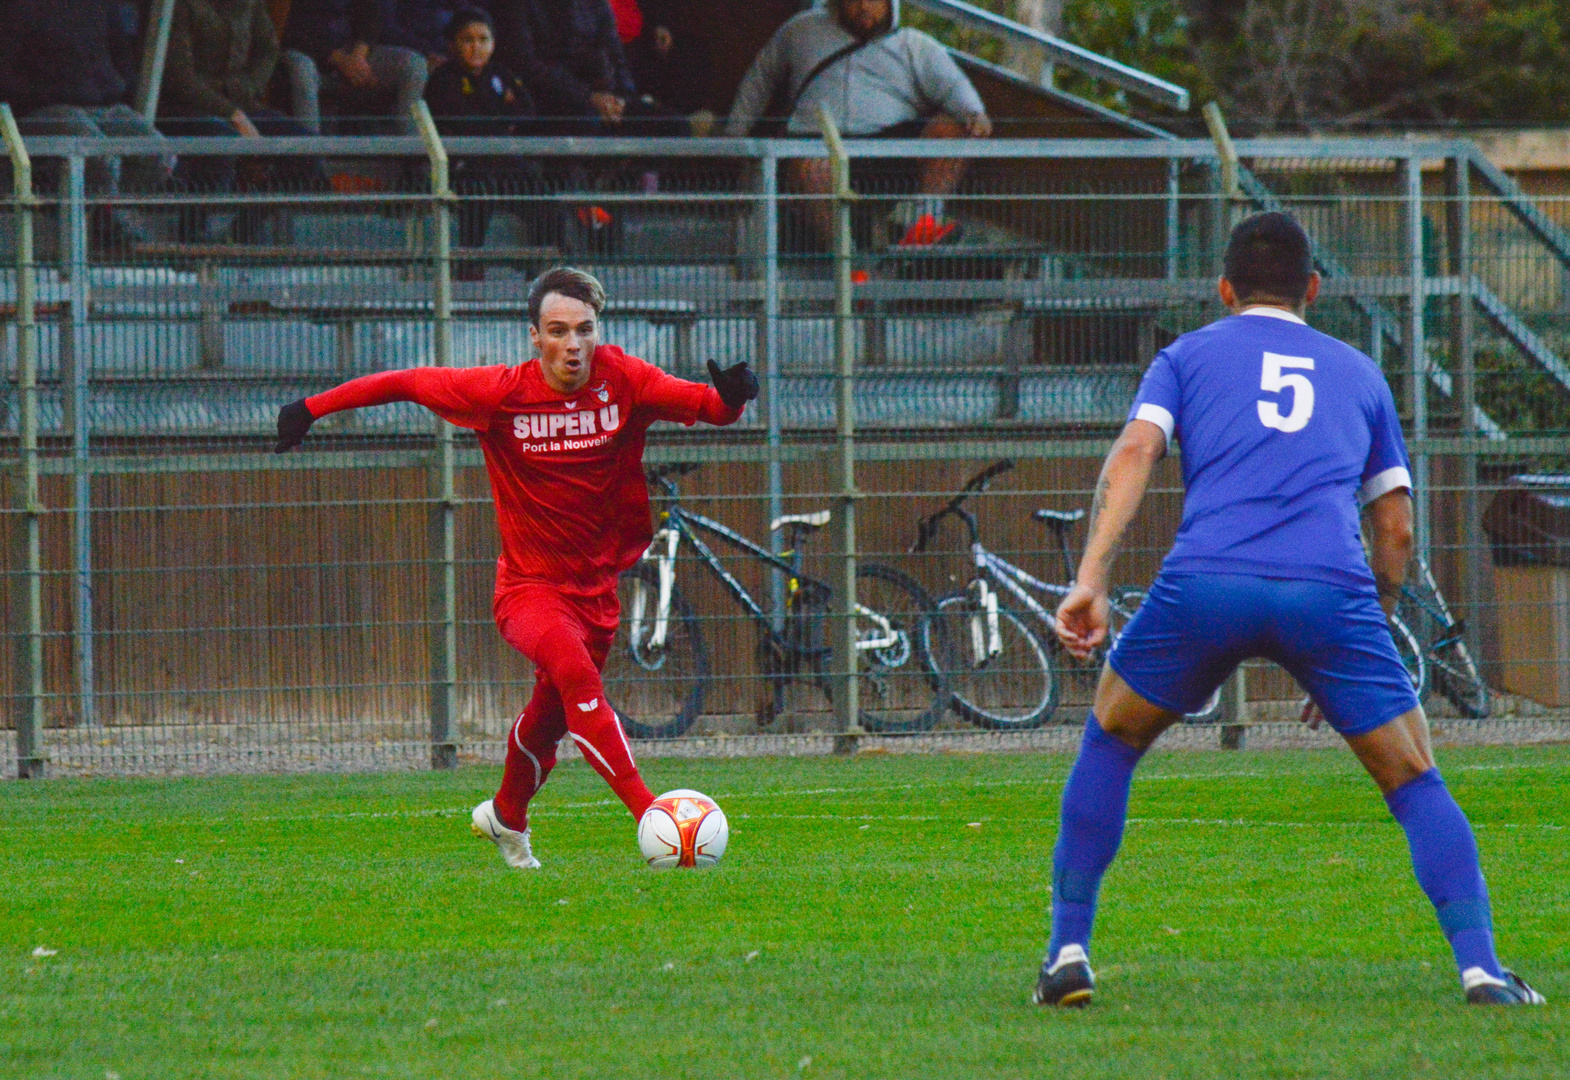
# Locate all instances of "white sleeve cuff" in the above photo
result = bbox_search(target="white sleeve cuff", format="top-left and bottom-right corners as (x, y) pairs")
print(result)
(1132, 403), (1175, 445)
(1358, 465), (1412, 506)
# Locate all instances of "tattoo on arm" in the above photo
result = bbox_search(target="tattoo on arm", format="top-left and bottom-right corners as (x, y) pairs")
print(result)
(1085, 475), (1132, 577)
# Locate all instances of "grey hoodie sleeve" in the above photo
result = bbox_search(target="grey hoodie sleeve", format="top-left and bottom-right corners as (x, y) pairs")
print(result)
(907, 32), (986, 121)
(724, 23), (790, 136)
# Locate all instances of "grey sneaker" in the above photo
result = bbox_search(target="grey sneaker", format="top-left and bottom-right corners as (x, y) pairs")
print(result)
(1033, 944), (1095, 1007)
(1464, 967), (1546, 1005)
(470, 799), (540, 870)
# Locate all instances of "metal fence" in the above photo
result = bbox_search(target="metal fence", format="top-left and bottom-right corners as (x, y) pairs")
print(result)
(6, 124), (1570, 777)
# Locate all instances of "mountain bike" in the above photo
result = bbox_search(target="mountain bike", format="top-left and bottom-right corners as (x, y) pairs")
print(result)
(603, 463), (948, 738)
(909, 461), (1219, 729)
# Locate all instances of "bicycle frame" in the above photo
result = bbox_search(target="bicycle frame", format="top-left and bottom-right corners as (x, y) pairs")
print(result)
(636, 494), (900, 658)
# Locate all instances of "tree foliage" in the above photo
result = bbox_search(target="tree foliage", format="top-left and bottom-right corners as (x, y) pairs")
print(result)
(1184, 0), (1570, 128)
(936, 0), (1570, 127)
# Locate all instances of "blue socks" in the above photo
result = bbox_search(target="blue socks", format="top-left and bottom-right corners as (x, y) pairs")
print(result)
(1049, 715), (1145, 961)
(1048, 725), (1501, 984)
(1384, 767), (1503, 981)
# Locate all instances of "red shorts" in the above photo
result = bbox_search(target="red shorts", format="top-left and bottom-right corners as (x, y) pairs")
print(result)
(494, 582), (620, 669)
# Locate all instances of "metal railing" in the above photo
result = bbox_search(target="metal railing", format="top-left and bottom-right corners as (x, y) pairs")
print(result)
(5, 126), (1570, 775)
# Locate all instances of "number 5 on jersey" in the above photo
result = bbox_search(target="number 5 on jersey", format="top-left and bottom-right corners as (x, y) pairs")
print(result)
(1258, 351), (1315, 433)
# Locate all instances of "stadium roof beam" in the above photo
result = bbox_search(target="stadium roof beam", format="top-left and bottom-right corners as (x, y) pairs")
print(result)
(903, 0), (1190, 112)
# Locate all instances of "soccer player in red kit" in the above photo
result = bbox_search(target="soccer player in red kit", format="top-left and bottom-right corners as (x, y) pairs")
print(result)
(273, 267), (758, 869)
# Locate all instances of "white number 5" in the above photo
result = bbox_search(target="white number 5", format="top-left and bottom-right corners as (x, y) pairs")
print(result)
(1257, 351), (1315, 433)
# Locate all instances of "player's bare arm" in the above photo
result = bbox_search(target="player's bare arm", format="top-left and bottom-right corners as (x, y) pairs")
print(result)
(1053, 419), (1166, 659)
(1366, 487), (1415, 615)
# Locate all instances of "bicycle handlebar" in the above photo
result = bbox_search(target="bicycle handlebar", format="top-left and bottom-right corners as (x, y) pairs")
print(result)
(645, 461), (702, 494)
(910, 459), (1016, 552)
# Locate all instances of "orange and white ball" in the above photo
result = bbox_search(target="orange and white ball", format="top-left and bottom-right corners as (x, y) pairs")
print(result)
(637, 789), (729, 869)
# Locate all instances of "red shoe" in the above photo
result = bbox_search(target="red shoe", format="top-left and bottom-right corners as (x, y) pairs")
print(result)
(576, 205), (613, 229)
(896, 212), (958, 247)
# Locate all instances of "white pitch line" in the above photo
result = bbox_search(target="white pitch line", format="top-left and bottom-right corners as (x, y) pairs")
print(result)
(2, 758), (1559, 832)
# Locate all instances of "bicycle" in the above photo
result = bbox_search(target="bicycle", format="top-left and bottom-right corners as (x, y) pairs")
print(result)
(1394, 555), (1490, 717)
(910, 460), (1225, 729)
(603, 463), (948, 738)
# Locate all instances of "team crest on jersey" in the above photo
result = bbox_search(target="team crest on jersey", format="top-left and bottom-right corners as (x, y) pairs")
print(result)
(590, 382), (611, 403)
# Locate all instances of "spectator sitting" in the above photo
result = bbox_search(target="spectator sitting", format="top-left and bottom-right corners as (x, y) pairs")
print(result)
(490, 0), (679, 134)
(620, 0), (713, 119)
(423, 7), (545, 276)
(160, 0), (321, 140)
(282, 0), (429, 132)
(0, 0), (173, 241)
(724, 0), (991, 247)
(159, 0), (326, 223)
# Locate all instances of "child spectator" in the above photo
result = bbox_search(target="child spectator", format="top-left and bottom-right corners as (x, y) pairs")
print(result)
(424, 7), (544, 275)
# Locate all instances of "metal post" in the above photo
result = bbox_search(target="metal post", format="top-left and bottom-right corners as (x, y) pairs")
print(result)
(820, 110), (860, 740)
(1447, 155), (1481, 652)
(3, 105), (47, 778)
(1406, 155), (1430, 561)
(1203, 105), (1239, 282)
(61, 157), (96, 728)
(133, 0), (177, 121)
(415, 102), (458, 769)
(1164, 156), (1180, 279)
(762, 150), (786, 631)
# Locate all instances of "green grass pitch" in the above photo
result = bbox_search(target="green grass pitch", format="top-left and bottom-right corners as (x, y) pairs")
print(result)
(2, 745), (1567, 1079)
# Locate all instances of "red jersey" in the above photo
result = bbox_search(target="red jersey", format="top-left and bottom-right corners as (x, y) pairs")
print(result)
(306, 344), (741, 601)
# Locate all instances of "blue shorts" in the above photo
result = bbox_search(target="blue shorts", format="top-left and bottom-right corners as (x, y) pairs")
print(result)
(1108, 572), (1420, 737)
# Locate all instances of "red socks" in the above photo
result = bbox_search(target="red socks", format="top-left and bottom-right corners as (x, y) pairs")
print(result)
(493, 622), (654, 830)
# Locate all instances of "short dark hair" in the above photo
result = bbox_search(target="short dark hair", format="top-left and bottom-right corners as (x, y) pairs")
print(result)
(447, 7), (493, 40)
(1223, 212), (1313, 305)
(527, 266), (607, 326)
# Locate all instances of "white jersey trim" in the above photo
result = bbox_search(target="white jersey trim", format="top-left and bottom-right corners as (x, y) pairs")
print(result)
(1358, 465), (1413, 506)
(1240, 306), (1307, 325)
(1133, 403), (1175, 444)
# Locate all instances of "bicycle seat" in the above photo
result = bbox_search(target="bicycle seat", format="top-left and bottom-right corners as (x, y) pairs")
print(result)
(1033, 508), (1086, 527)
(770, 510), (831, 533)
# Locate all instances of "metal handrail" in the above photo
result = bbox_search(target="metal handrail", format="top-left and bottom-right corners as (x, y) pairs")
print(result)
(6, 133), (1511, 159)
(903, 0), (1190, 112)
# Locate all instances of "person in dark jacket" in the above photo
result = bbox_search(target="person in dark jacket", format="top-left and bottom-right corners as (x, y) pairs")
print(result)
(159, 0), (325, 215)
(383, 0), (482, 65)
(490, 0), (643, 132)
(423, 7), (544, 275)
(0, 0), (171, 198)
(622, 0), (712, 117)
(282, 0), (428, 131)
(160, 0), (316, 135)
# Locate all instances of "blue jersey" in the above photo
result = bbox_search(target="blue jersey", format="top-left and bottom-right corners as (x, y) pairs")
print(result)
(1128, 308), (1411, 590)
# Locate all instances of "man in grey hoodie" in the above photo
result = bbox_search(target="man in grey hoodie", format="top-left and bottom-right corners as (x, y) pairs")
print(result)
(724, 0), (990, 246)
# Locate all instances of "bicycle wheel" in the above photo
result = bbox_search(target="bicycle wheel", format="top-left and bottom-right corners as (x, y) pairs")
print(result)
(1111, 588), (1221, 723)
(849, 564), (949, 733)
(1389, 611), (1427, 701)
(922, 589), (1057, 729)
(1430, 634), (1490, 718)
(604, 563), (710, 739)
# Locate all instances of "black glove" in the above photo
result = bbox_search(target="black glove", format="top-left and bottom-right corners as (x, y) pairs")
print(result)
(274, 399), (315, 453)
(707, 359), (759, 410)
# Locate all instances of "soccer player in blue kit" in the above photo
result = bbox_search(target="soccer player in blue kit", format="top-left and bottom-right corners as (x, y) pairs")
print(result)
(1035, 212), (1545, 1008)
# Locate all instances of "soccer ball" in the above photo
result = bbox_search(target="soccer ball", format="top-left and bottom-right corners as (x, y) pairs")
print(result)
(637, 789), (728, 869)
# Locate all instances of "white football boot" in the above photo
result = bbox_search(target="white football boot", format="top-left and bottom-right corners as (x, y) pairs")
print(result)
(470, 799), (540, 869)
